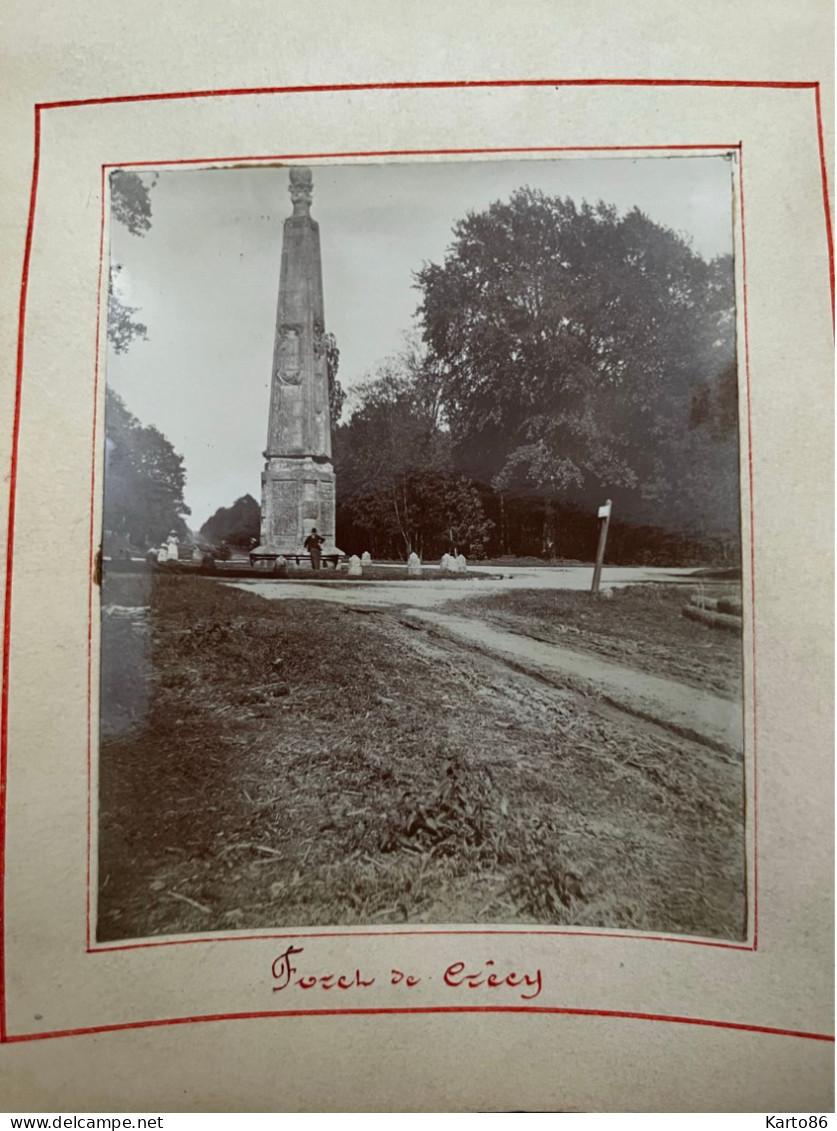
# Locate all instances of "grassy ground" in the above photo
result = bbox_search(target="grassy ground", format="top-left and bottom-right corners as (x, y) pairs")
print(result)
(454, 585), (744, 698)
(97, 571), (745, 942)
(276, 565), (498, 581)
(109, 561), (497, 582)
(477, 556), (589, 567)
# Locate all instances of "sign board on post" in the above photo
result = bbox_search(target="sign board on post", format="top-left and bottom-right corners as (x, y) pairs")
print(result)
(591, 498), (613, 594)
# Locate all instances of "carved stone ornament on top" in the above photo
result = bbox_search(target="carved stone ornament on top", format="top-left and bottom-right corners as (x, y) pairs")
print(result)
(275, 325), (303, 385)
(289, 166), (313, 215)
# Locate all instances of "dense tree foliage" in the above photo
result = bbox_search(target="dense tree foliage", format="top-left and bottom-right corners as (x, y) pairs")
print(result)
(103, 175), (197, 555)
(103, 389), (191, 549)
(108, 266), (148, 355)
(410, 187), (739, 559)
(110, 171), (156, 236)
(107, 172), (157, 354)
(336, 188), (740, 564)
(200, 495), (260, 549)
(334, 340), (493, 559)
(325, 331), (345, 424)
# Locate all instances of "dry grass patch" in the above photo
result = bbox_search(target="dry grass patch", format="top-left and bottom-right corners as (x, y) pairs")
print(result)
(97, 571), (745, 941)
(454, 584), (744, 697)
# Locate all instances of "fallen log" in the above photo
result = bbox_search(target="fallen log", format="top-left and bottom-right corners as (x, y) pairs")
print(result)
(689, 594), (720, 611)
(682, 604), (742, 633)
(717, 597), (743, 617)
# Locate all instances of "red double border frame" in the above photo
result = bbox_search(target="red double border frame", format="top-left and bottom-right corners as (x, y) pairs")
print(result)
(1, 78), (833, 1046)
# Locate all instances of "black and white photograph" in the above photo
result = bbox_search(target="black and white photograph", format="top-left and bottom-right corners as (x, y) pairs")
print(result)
(97, 154), (746, 944)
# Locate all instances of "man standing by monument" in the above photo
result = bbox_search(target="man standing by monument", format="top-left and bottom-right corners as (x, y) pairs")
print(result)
(251, 166), (341, 566)
(303, 526), (324, 570)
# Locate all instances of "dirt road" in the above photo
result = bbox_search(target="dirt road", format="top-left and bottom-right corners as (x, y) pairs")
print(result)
(401, 608), (743, 759)
(228, 564), (707, 609)
(227, 570), (745, 759)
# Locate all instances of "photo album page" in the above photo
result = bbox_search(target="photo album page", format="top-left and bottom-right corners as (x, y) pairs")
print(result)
(0, 0), (832, 1113)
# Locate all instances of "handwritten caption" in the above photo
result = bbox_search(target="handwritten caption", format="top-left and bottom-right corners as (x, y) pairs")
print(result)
(271, 945), (543, 1000)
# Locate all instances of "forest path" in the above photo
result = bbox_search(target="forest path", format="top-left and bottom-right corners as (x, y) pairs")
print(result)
(227, 571), (744, 758)
(226, 564), (704, 610)
(400, 607), (744, 759)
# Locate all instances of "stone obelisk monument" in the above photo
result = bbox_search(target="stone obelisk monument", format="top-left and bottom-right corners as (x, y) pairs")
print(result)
(255, 166), (339, 560)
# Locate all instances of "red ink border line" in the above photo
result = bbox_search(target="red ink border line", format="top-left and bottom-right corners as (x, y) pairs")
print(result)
(1, 79), (833, 1047)
(3, 1004), (834, 1045)
(737, 143), (759, 950)
(87, 924), (754, 955)
(0, 103), (41, 1044)
(36, 77), (818, 113)
(3, 1004), (832, 1045)
(814, 84), (836, 324)
(102, 143), (741, 169)
(85, 164), (107, 957)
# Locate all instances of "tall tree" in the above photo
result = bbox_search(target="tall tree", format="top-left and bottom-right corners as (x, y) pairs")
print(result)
(324, 331), (345, 424)
(416, 188), (738, 542)
(107, 171), (157, 354)
(110, 170), (156, 236)
(200, 495), (260, 549)
(334, 340), (492, 558)
(108, 265), (148, 355)
(103, 389), (191, 548)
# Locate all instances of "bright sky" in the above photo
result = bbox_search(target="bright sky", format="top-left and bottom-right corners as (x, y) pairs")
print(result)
(107, 154), (735, 528)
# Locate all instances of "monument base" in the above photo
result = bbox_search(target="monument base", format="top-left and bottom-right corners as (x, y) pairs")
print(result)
(249, 547), (344, 570)
(259, 455), (338, 556)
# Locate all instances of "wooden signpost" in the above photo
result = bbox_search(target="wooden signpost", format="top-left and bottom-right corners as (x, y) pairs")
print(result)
(591, 498), (612, 594)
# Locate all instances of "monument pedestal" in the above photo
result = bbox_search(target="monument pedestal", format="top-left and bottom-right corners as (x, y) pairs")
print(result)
(256, 455), (340, 557)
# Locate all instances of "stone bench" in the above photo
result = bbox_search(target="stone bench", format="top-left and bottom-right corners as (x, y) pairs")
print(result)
(249, 552), (342, 570)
